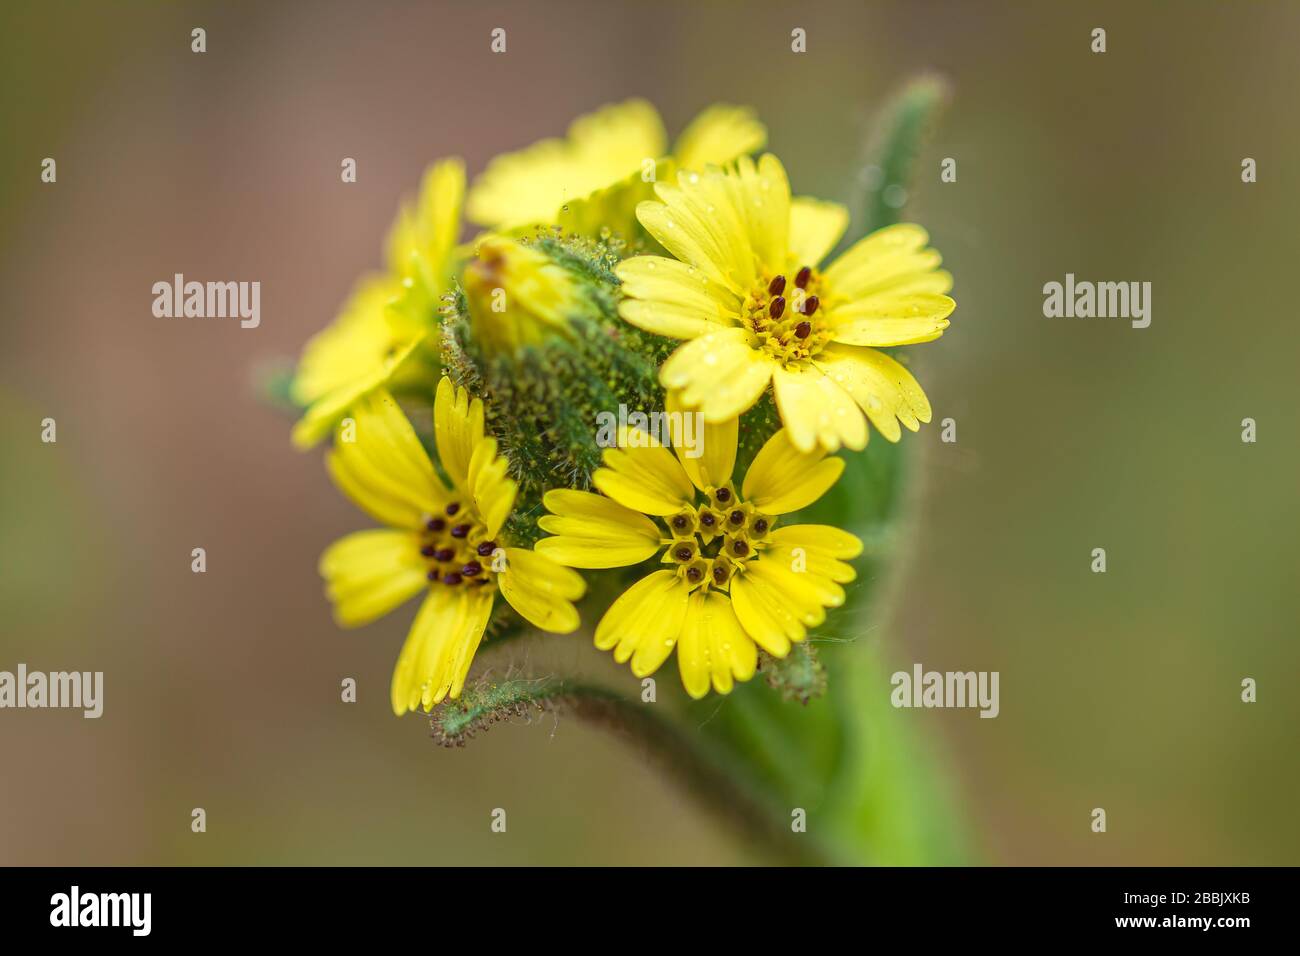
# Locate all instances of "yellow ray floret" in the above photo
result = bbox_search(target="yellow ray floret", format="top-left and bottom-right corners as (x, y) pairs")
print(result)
(615, 153), (954, 453)
(537, 414), (860, 698)
(292, 158), (465, 449)
(319, 380), (585, 715)
(466, 99), (767, 231)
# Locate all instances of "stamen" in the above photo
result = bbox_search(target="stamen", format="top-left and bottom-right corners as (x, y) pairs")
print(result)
(768, 275), (786, 296)
(461, 561), (482, 577)
(434, 548), (455, 562)
(712, 566), (728, 585)
(753, 518), (769, 535)
(673, 545), (693, 562)
(729, 510), (745, 526)
(420, 545), (436, 558)
(686, 566), (703, 583)
(715, 488), (732, 503)
(426, 518), (446, 532)
(699, 512), (716, 528)
(671, 515), (688, 531)
(445, 503), (460, 516)
(769, 296), (786, 319)
(794, 266), (811, 289)
(442, 572), (463, 586)
(450, 524), (471, 539)
(731, 540), (749, 557)
(795, 321), (811, 339)
(476, 541), (497, 557)
(802, 295), (820, 317)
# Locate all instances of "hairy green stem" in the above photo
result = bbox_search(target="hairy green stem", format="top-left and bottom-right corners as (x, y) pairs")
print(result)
(430, 677), (839, 865)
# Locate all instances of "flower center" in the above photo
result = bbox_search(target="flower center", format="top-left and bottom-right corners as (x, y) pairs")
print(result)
(742, 266), (830, 367)
(663, 485), (776, 593)
(419, 501), (500, 588)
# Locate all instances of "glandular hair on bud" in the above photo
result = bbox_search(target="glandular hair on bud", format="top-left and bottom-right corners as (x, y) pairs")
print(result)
(444, 233), (675, 542)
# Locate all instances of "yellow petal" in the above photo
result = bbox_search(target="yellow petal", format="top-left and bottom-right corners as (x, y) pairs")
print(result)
(467, 435), (518, 537)
(748, 557), (843, 614)
(826, 292), (954, 346)
(788, 197), (848, 268)
(701, 591), (757, 695)
(292, 311), (428, 450)
(434, 376), (485, 488)
(672, 104), (767, 170)
(593, 428), (695, 516)
(676, 592), (712, 699)
(616, 255), (739, 340)
(386, 158), (466, 284)
(727, 154), (790, 274)
(594, 570), (689, 668)
(812, 344), (932, 441)
(467, 99), (667, 228)
(822, 222), (951, 300)
(768, 524), (864, 560)
(440, 586), (496, 703)
(742, 427), (845, 514)
(772, 363), (869, 452)
(676, 590), (756, 698)
(292, 274), (400, 407)
(728, 570), (794, 658)
(660, 327), (774, 423)
(390, 586), (494, 715)
(326, 389), (448, 528)
(763, 544), (857, 584)
(640, 165), (757, 293)
(666, 390), (737, 492)
(536, 490), (662, 569)
(320, 529), (428, 627)
(498, 548), (584, 634)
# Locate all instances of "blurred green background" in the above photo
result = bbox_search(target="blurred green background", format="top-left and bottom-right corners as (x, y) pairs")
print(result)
(2, 0), (1296, 865)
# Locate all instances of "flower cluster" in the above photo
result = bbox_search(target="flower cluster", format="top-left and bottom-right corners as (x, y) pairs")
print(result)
(290, 99), (954, 714)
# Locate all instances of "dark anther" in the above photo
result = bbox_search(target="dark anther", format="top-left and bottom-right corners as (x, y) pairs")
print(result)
(434, 548), (455, 562)
(426, 570), (438, 581)
(794, 266), (812, 289)
(700, 512), (716, 527)
(671, 515), (688, 530)
(732, 540), (749, 557)
(712, 566), (728, 584)
(715, 487), (732, 503)
(686, 566), (702, 582)
(769, 296), (786, 319)
(795, 320), (812, 339)
(729, 510), (745, 525)
(426, 518), (446, 532)
(450, 524), (471, 539)
(476, 541), (497, 557)
(442, 572), (463, 586)
(420, 545), (436, 558)
(674, 546), (693, 561)
(768, 275), (786, 296)
(445, 503), (460, 516)
(461, 561), (482, 577)
(802, 295), (820, 317)
(753, 518), (769, 535)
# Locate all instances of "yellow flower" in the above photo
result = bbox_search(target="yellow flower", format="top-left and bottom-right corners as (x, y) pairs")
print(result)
(291, 159), (465, 448)
(535, 400), (860, 698)
(320, 378), (585, 715)
(615, 153), (955, 453)
(465, 100), (766, 231)
(461, 236), (584, 355)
